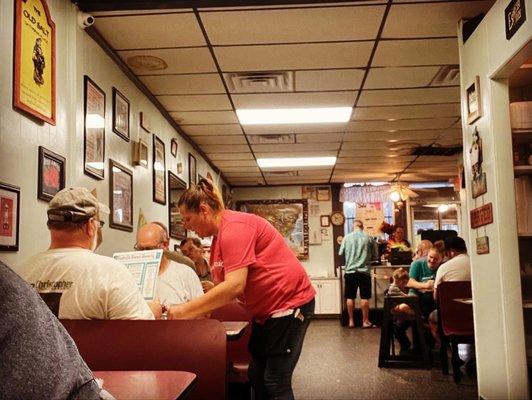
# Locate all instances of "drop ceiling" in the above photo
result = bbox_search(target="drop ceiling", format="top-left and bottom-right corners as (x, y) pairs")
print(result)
(77, 0), (495, 187)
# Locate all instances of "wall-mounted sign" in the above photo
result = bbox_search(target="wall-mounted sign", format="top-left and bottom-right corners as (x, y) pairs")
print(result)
(13, 0), (56, 124)
(466, 76), (482, 124)
(470, 203), (493, 229)
(469, 127), (487, 198)
(476, 236), (490, 254)
(505, 0), (526, 40)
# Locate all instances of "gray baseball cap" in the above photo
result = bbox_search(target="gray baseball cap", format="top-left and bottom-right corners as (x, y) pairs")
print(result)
(47, 187), (110, 222)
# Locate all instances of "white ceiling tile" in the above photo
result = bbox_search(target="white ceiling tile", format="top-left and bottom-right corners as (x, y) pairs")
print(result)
(357, 87), (460, 106)
(220, 166), (261, 173)
(416, 154), (461, 162)
(95, 13), (205, 49)
(337, 157), (409, 166)
(332, 172), (394, 181)
(140, 74), (225, 95)
(207, 152), (254, 161)
(296, 69), (365, 91)
(223, 171), (263, 177)
(252, 143), (340, 153)
(340, 141), (406, 150)
(184, 124), (243, 136)
(338, 150), (416, 161)
(296, 133), (344, 143)
(201, 144), (250, 153)
(297, 169), (333, 176)
(170, 111), (238, 125)
(118, 48), (216, 74)
(373, 38), (458, 66)
(157, 95), (232, 111)
(383, 2), (495, 38)
(201, 6), (386, 44)
(266, 176), (330, 184)
(254, 150), (338, 158)
(353, 103), (461, 120)
(214, 42), (374, 71)
(232, 92), (357, 109)
(343, 130), (442, 141)
(244, 123), (348, 135)
(193, 135), (247, 145)
(214, 160), (258, 167)
(346, 118), (456, 131)
(365, 66), (440, 89)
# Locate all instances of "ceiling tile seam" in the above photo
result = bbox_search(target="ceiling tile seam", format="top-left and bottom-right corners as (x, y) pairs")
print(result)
(115, 45), (209, 51)
(83, 25), (227, 183)
(357, 102), (461, 108)
(328, 0), (393, 183)
(92, 11), (194, 18)
(192, 8), (266, 186)
(198, 3), (388, 13)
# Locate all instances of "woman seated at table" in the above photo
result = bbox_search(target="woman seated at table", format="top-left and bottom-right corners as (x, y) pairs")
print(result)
(180, 237), (214, 293)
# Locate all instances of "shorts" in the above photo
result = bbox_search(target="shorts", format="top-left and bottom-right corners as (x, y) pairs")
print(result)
(344, 272), (372, 300)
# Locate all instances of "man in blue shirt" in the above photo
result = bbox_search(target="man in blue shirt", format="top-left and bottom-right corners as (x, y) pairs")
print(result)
(339, 220), (377, 328)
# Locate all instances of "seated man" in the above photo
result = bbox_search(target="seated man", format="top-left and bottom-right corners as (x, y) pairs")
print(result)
(180, 237), (214, 292)
(407, 241), (445, 319)
(136, 222), (203, 307)
(413, 239), (433, 261)
(433, 236), (471, 300)
(1, 261), (101, 400)
(16, 187), (157, 320)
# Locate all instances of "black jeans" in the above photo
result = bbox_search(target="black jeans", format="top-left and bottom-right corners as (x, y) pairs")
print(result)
(248, 298), (315, 400)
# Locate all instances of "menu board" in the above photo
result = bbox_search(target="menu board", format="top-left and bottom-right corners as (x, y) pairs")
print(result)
(113, 249), (162, 300)
(355, 202), (384, 237)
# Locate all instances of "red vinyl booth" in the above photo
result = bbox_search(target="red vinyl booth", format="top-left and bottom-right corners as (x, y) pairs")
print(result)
(61, 319), (227, 400)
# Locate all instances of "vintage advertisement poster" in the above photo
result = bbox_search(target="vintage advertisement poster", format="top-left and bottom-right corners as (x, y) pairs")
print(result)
(14, 0), (56, 124)
(0, 183), (20, 251)
(110, 161), (133, 231)
(113, 250), (162, 300)
(153, 135), (166, 204)
(356, 202), (384, 237)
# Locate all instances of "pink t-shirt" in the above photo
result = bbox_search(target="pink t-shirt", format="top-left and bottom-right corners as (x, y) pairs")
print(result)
(210, 210), (315, 322)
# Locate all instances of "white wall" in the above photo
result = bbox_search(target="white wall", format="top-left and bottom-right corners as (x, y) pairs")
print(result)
(0, 0), (224, 267)
(458, 0), (531, 397)
(232, 186), (335, 278)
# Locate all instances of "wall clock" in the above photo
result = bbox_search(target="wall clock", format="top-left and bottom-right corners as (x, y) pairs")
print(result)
(330, 211), (345, 226)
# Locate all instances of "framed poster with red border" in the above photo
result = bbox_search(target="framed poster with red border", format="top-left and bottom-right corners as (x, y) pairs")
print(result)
(13, 0), (56, 125)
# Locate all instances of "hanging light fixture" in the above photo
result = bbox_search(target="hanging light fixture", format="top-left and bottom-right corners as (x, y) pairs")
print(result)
(389, 190), (401, 202)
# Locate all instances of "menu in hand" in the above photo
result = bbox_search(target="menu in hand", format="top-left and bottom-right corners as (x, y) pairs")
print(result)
(113, 249), (162, 300)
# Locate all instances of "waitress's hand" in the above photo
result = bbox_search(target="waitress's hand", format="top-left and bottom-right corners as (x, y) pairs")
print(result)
(167, 303), (195, 320)
(202, 281), (215, 293)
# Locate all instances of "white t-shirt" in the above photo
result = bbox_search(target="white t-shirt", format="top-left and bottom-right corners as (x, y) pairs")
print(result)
(434, 253), (471, 289)
(156, 261), (204, 306)
(17, 248), (154, 320)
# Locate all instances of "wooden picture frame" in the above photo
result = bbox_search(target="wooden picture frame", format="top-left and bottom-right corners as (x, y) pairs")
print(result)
(140, 111), (151, 132)
(171, 138), (178, 157)
(13, 0), (56, 125)
(188, 153), (197, 187)
(152, 134), (166, 205)
(316, 186), (331, 201)
(0, 182), (21, 251)
(320, 215), (331, 227)
(38, 146), (65, 202)
(112, 87), (130, 142)
(83, 75), (105, 180)
(132, 139), (148, 168)
(109, 160), (133, 232)
(466, 76), (482, 124)
(168, 171), (187, 240)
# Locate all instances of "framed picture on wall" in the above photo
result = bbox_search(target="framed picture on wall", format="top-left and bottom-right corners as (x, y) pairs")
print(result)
(188, 153), (197, 187)
(132, 139), (148, 168)
(466, 76), (482, 124)
(109, 160), (133, 232)
(38, 146), (65, 202)
(112, 87), (130, 142)
(83, 75), (105, 180)
(170, 138), (178, 157)
(13, 0), (56, 125)
(0, 182), (20, 251)
(168, 171), (187, 240)
(316, 187), (331, 201)
(152, 134), (166, 205)
(320, 215), (331, 227)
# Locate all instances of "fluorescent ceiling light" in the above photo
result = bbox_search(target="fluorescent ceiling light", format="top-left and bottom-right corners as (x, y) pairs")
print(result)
(237, 107), (352, 125)
(257, 156), (336, 168)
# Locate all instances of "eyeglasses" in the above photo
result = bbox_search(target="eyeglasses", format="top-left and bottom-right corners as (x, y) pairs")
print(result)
(133, 244), (162, 251)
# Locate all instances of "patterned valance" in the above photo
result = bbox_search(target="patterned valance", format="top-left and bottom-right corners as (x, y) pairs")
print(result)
(339, 185), (391, 203)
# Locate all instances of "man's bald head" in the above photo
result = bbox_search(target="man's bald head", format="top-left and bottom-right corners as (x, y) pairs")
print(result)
(136, 222), (168, 251)
(417, 239), (433, 258)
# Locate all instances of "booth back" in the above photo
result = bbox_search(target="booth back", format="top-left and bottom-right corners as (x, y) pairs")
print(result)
(61, 319), (226, 400)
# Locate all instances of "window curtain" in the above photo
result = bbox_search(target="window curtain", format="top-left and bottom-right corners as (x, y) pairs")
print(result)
(339, 185), (391, 204)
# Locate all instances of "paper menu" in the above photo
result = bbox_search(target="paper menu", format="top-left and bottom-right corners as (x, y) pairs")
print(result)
(113, 249), (162, 300)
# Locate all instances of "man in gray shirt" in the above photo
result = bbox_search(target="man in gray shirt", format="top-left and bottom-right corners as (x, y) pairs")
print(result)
(0, 261), (101, 399)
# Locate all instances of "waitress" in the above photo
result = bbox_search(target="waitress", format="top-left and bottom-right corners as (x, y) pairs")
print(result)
(168, 179), (315, 400)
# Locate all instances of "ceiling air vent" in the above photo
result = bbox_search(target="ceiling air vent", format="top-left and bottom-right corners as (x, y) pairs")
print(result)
(248, 134), (295, 144)
(127, 55), (168, 71)
(263, 171), (298, 177)
(224, 71), (294, 93)
(430, 65), (460, 86)
(410, 145), (462, 156)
